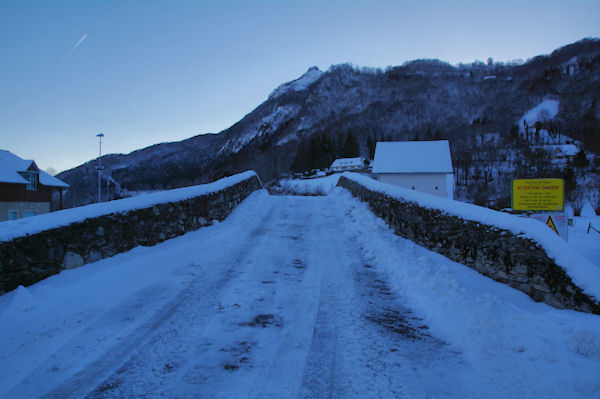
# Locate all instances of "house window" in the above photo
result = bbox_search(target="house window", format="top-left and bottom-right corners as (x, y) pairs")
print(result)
(9, 210), (18, 220)
(26, 172), (38, 190)
(23, 210), (38, 218)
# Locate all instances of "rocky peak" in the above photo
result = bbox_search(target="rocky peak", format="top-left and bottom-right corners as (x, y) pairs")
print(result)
(269, 66), (324, 99)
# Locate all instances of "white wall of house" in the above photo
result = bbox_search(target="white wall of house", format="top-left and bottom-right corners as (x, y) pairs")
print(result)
(445, 174), (454, 200)
(331, 165), (354, 172)
(0, 202), (50, 222)
(376, 173), (453, 199)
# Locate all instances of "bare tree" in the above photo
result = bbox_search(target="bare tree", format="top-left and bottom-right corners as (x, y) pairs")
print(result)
(588, 186), (600, 215)
(568, 186), (585, 217)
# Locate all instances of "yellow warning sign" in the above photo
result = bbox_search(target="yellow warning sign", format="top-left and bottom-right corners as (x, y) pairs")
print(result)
(512, 179), (564, 211)
(546, 216), (559, 235)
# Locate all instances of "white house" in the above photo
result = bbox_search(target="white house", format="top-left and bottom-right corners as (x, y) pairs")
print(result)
(372, 140), (454, 199)
(330, 157), (365, 172)
(541, 144), (578, 160)
(0, 150), (69, 221)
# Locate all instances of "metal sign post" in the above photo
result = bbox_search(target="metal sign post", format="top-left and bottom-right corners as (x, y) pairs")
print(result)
(96, 133), (104, 203)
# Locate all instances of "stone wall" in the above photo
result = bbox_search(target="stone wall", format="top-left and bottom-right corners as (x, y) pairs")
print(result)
(337, 176), (600, 314)
(0, 174), (262, 294)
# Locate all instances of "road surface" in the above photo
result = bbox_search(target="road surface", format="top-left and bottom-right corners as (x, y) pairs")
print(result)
(1, 190), (598, 398)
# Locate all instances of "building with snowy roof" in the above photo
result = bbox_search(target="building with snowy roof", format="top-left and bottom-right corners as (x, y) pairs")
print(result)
(372, 140), (454, 199)
(542, 144), (579, 159)
(330, 157), (366, 172)
(0, 150), (69, 221)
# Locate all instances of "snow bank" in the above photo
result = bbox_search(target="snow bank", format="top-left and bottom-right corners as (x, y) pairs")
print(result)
(332, 189), (600, 398)
(340, 172), (600, 300)
(275, 174), (341, 195)
(0, 171), (259, 243)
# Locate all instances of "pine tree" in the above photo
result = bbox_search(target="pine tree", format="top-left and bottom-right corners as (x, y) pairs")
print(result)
(510, 124), (520, 142)
(291, 142), (308, 173)
(343, 130), (360, 158)
(366, 134), (375, 159)
(308, 137), (324, 170)
(336, 133), (345, 158)
(323, 135), (337, 166)
(574, 149), (589, 168)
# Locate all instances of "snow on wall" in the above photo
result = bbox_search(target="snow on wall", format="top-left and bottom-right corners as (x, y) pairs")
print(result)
(0, 171), (259, 243)
(340, 172), (600, 301)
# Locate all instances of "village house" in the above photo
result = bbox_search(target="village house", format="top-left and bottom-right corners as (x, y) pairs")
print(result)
(330, 157), (367, 172)
(541, 144), (579, 161)
(372, 140), (454, 199)
(0, 150), (69, 221)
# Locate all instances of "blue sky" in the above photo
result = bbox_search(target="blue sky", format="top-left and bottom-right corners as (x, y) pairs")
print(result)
(1, 0), (599, 173)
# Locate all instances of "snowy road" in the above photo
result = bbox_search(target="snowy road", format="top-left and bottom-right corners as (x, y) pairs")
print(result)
(1, 190), (599, 398)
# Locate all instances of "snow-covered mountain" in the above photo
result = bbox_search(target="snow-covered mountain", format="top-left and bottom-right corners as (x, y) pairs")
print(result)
(57, 38), (600, 208)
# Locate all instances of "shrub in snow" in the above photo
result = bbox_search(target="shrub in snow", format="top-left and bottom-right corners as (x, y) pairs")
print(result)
(588, 186), (600, 216)
(569, 187), (585, 217)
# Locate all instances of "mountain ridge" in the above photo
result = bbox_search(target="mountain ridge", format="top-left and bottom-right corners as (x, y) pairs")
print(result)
(57, 38), (600, 209)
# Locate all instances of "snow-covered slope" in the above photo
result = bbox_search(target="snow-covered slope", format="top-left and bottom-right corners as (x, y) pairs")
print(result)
(217, 67), (324, 154)
(218, 104), (302, 154)
(518, 99), (560, 132)
(269, 66), (324, 99)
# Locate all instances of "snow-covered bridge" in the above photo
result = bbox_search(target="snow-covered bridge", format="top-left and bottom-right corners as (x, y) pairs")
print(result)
(1, 177), (599, 398)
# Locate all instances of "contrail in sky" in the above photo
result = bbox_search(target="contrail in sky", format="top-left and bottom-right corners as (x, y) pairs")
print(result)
(67, 33), (87, 56)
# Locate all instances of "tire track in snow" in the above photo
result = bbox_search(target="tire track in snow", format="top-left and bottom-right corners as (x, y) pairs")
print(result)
(79, 200), (280, 399)
(165, 196), (325, 398)
(298, 196), (470, 398)
(5, 192), (276, 399)
(6, 193), (471, 398)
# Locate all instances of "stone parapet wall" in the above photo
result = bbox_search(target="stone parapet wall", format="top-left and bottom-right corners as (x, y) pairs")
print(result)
(0, 174), (262, 294)
(337, 176), (600, 314)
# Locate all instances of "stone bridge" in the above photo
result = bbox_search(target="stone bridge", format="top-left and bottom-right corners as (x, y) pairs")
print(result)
(0, 171), (598, 314)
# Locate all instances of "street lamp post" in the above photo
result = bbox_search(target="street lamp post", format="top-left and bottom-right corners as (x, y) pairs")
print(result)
(96, 133), (104, 203)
